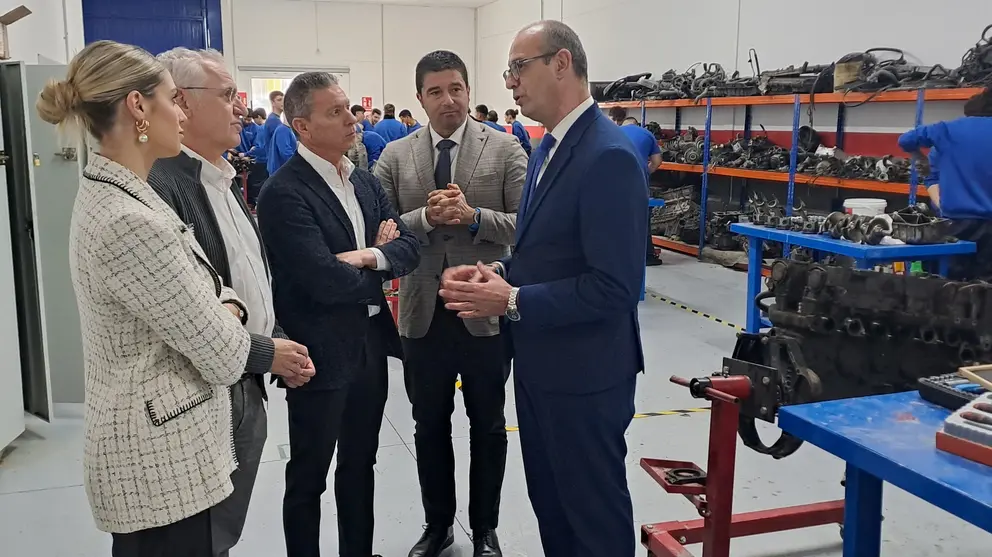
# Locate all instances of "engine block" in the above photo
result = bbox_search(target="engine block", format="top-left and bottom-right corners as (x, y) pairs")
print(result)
(732, 259), (992, 458)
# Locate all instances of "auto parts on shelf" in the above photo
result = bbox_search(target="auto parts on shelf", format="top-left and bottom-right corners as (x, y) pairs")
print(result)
(729, 260), (992, 458)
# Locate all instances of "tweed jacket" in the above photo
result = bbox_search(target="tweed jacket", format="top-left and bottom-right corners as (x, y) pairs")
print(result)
(70, 154), (252, 534)
(375, 118), (527, 338)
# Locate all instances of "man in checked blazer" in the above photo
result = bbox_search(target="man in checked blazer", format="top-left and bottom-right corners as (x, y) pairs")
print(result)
(375, 50), (527, 557)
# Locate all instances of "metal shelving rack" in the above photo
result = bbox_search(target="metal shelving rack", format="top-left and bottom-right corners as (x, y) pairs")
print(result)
(601, 87), (984, 258)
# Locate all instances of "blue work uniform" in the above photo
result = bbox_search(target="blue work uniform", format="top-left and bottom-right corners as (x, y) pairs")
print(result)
(361, 119), (374, 133)
(620, 124), (661, 177)
(899, 116), (992, 280)
(482, 120), (505, 132)
(510, 120), (532, 156)
(363, 130), (387, 169)
(238, 121), (259, 154)
(267, 124), (298, 175)
(374, 117), (408, 143)
(407, 121), (423, 133)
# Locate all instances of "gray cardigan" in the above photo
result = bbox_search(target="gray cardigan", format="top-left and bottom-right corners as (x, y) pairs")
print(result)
(148, 152), (287, 380)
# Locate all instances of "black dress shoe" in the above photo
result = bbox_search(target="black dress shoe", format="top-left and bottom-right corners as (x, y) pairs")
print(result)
(472, 529), (502, 557)
(646, 255), (664, 266)
(408, 525), (454, 557)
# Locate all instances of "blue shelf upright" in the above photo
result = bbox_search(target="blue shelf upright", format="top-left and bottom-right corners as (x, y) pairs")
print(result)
(698, 97), (714, 258)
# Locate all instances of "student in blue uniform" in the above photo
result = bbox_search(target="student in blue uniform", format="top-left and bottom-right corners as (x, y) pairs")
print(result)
(238, 109), (262, 154)
(363, 129), (387, 169)
(351, 104), (374, 132)
(610, 106), (662, 266)
(504, 108), (532, 156)
(475, 103), (505, 132)
(899, 87), (992, 280)
(373, 103), (408, 142)
(259, 90), (285, 146)
(241, 108), (269, 206)
(267, 122), (298, 176)
(399, 109), (422, 133)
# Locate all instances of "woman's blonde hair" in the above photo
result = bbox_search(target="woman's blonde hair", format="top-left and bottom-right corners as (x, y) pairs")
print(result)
(36, 40), (166, 140)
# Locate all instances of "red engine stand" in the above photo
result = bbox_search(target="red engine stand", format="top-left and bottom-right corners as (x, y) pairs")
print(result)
(640, 374), (845, 557)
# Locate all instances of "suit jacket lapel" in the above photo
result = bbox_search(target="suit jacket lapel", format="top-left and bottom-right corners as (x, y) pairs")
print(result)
(293, 155), (358, 249)
(454, 120), (485, 194)
(411, 128), (436, 195)
(516, 106), (600, 244)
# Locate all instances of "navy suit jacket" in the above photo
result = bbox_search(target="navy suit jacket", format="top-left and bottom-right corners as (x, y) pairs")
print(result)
(256, 153), (420, 390)
(504, 104), (647, 394)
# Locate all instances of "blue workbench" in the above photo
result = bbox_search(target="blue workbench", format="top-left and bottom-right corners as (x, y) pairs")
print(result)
(729, 222), (977, 332)
(779, 392), (992, 556)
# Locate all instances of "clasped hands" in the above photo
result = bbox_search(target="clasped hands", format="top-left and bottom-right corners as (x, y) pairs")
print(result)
(336, 219), (401, 268)
(221, 306), (315, 388)
(427, 183), (475, 226)
(438, 262), (512, 319)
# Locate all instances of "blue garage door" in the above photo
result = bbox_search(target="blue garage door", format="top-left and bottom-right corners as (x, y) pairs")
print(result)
(82, 0), (223, 56)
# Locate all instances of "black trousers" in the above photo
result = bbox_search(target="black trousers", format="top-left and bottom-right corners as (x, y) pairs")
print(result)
(112, 508), (213, 557)
(212, 376), (267, 557)
(246, 162), (268, 207)
(283, 330), (388, 557)
(402, 299), (509, 532)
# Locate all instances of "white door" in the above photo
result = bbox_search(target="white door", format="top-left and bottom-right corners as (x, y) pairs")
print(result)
(0, 72), (25, 449)
(237, 69), (351, 114)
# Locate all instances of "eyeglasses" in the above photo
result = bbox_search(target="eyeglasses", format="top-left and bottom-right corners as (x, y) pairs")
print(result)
(503, 51), (559, 81)
(182, 86), (240, 103)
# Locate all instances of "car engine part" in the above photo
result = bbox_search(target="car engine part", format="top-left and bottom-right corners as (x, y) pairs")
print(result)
(730, 260), (992, 458)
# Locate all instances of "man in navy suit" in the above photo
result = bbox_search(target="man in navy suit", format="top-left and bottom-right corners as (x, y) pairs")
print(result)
(256, 71), (420, 557)
(438, 20), (647, 557)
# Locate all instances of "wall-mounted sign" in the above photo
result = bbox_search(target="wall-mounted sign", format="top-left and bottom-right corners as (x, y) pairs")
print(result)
(237, 91), (248, 106)
(361, 96), (373, 110)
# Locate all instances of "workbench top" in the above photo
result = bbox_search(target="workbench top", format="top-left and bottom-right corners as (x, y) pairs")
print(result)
(779, 391), (992, 533)
(729, 223), (977, 260)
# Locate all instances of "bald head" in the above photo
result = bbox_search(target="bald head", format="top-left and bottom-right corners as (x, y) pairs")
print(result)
(517, 20), (588, 82)
(506, 20), (590, 130)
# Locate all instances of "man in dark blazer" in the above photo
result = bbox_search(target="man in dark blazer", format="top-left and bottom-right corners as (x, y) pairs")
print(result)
(256, 71), (420, 557)
(439, 21), (647, 557)
(148, 47), (314, 557)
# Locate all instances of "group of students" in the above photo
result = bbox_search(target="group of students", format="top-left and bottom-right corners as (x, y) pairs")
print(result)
(231, 90), (296, 206)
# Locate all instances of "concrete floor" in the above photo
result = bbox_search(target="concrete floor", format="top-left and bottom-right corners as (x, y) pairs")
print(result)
(1, 253), (989, 556)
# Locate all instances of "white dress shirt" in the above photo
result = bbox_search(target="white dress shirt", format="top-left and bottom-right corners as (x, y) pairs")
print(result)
(182, 146), (276, 336)
(297, 143), (389, 316)
(421, 118), (470, 232)
(536, 95), (596, 185)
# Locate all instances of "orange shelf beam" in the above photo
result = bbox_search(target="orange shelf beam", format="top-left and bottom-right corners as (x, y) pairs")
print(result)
(600, 87), (983, 109)
(652, 235), (699, 256)
(658, 162), (929, 197)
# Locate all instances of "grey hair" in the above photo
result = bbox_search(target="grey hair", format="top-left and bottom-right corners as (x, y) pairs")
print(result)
(529, 20), (588, 81)
(157, 47), (228, 88)
(284, 72), (340, 136)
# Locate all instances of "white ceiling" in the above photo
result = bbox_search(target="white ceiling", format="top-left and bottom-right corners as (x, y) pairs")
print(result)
(306, 0), (494, 7)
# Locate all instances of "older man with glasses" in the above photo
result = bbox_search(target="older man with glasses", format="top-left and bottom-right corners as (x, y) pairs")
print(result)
(148, 47), (316, 557)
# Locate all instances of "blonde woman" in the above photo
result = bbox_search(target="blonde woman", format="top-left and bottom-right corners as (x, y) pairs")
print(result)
(36, 40), (252, 556)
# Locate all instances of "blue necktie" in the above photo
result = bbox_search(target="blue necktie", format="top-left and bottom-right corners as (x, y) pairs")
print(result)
(434, 139), (456, 189)
(520, 133), (556, 221)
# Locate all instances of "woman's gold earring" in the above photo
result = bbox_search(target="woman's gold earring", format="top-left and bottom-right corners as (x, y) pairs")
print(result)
(136, 120), (150, 143)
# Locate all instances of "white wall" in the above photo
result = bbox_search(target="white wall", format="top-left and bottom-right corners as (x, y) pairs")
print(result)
(476, 0), (539, 124)
(475, 0), (992, 133)
(225, 0), (476, 124)
(3, 0), (84, 64)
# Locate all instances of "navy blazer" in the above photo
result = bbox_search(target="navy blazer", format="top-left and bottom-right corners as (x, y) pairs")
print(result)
(256, 153), (420, 390)
(504, 104), (647, 394)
